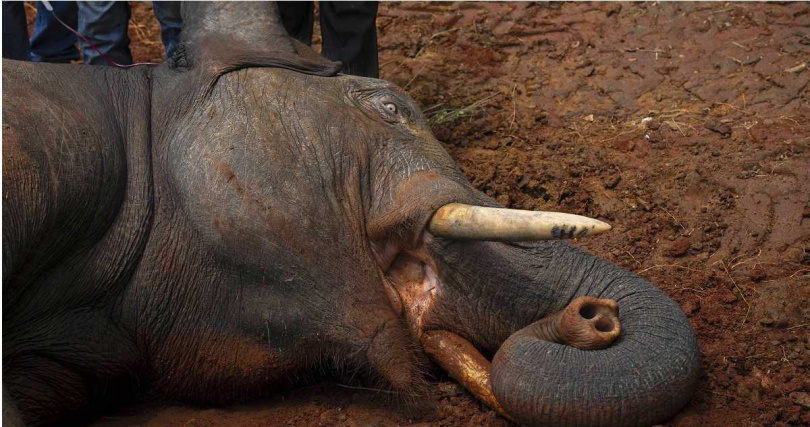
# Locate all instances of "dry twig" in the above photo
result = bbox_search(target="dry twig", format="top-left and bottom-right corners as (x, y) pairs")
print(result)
(717, 260), (751, 328)
(335, 383), (398, 394)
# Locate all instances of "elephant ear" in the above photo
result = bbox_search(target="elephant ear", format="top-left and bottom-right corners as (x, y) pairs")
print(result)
(176, 2), (341, 84)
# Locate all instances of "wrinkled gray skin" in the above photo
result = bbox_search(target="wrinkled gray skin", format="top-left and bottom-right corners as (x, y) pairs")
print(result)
(2, 3), (699, 426)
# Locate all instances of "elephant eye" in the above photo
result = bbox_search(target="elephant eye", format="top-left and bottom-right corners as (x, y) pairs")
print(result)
(383, 102), (398, 115)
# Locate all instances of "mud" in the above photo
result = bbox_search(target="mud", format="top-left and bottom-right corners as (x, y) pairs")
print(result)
(25, 1), (810, 426)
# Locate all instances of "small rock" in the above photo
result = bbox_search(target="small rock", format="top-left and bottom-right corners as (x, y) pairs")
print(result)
(774, 315), (789, 329)
(579, 66), (595, 77)
(484, 139), (500, 149)
(636, 197), (652, 211)
(783, 247), (805, 263)
(705, 120), (732, 138)
(749, 266), (767, 282)
(433, 13), (462, 30)
(790, 391), (810, 408)
(583, 114), (595, 122)
(613, 136), (636, 152)
(759, 317), (775, 326)
(492, 21), (515, 36)
(669, 237), (691, 257)
(604, 175), (621, 189)
(606, 3), (622, 16)
(721, 292), (739, 304)
(517, 175), (530, 188)
(682, 300), (701, 315)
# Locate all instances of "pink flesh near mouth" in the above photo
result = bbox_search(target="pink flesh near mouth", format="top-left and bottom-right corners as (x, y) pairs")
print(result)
(379, 244), (441, 340)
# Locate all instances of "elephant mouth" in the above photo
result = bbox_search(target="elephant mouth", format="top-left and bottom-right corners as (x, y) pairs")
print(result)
(372, 203), (632, 419)
(376, 233), (624, 421)
(370, 203), (698, 426)
(379, 237), (516, 417)
(383, 241), (441, 340)
(381, 233), (623, 346)
(371, 202), (625, 423)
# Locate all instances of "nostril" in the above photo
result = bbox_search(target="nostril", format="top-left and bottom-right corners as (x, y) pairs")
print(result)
(595, 318), (614, 333)
(579, 304), (597, 320)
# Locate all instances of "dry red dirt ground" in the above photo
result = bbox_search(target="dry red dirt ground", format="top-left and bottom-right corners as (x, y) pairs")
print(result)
(25, 1), (810, 426)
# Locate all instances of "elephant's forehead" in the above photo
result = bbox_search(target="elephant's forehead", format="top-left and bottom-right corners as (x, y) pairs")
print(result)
(209, 68), (341, 100)
(250, 68), (407, 96)
(211, 68), (412, 116)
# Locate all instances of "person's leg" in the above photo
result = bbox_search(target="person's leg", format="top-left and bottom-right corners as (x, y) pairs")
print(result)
(151, 1), (182, 59)
(30, 1), (79, 63)
(77, 1), (132, 65)
(277, 1), (314, 46)
(319, 1), (378, 78)
(2, 2), (30, 60)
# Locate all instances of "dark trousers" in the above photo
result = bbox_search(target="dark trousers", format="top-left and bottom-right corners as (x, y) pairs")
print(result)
(278, 1), (379, 78)
(2, 2), (31, 60)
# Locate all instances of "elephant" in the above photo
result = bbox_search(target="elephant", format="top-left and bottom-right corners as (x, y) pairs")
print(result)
(2, 2), (699, 425)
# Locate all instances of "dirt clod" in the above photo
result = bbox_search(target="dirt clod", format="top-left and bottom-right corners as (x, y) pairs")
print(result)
(603, 175), (621, 189)
(704, 121), (732, 138)
(790, 392), (810, 409)
(669, 238), (691, 257)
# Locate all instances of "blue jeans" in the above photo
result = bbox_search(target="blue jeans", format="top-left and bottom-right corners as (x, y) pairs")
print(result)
(77, 1), (131, 65)
(78, 1), (182, 65)
(2, 1), (182, 64)
(30, 1), (80, 63)
(153, 2), (182, 60)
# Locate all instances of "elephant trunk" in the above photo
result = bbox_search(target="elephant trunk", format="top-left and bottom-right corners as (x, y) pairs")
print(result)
(490, 267), (700, 426)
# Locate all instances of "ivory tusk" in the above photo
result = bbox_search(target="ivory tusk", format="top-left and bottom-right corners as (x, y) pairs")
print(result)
(428, 203), (611, 241)
(421, 330), (514, 422)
